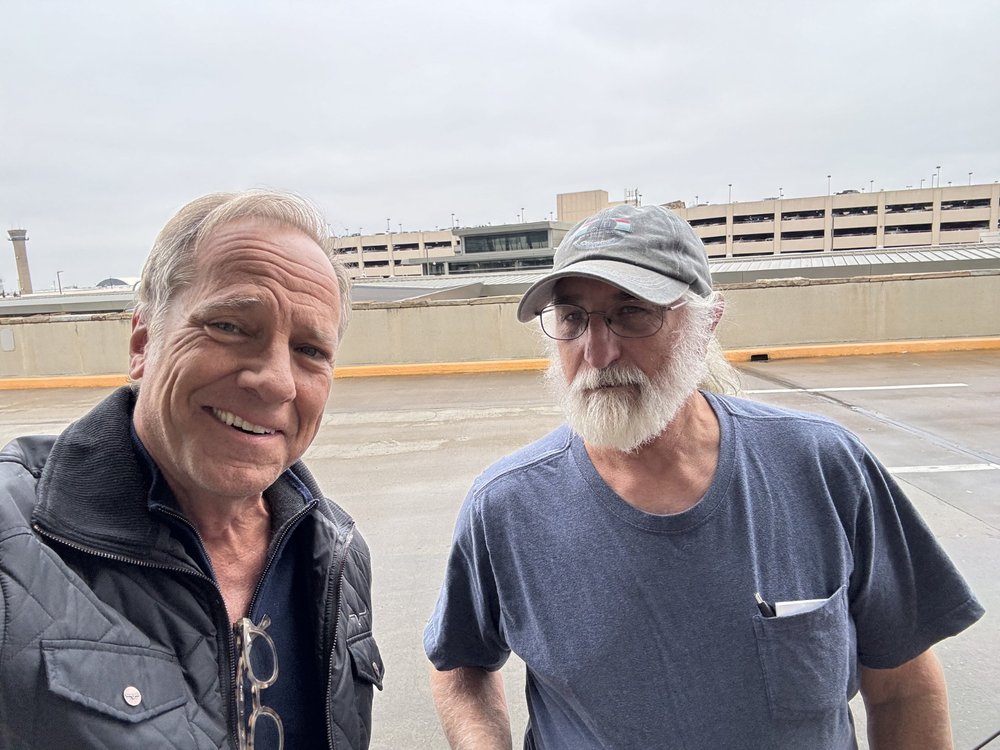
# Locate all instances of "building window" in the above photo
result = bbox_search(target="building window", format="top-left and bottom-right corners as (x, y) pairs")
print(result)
(781, 209), (825, 220)
(940, 220), (990, 231)
(733, 213), (772, 224)
(832, 226), (877, 237)
(885, 202), (931, 214)
(781, 229), (824, 240)
(884, 224), (932, 234)
(690, 216), (726, 227)
(942, 199), (991, 210)
(464, 231), (549, 254)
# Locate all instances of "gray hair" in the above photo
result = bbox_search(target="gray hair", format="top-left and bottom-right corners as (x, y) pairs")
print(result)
(680, 290), (742, 396)
(135, 190), (352, 341)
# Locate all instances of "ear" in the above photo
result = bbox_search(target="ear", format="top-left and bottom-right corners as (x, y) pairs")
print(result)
(128, 309), (151, 380)
(710, 294), (726, 332)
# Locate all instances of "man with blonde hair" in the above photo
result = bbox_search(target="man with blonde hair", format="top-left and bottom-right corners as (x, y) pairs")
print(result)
(0, 191), (382, 749)
(425, 204), (982, 749)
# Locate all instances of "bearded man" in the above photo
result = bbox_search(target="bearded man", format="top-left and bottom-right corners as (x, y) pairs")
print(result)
(423, 204), (983, 749)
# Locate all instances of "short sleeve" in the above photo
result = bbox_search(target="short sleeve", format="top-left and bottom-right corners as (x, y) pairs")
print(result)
(423, 489), (510, 672)
(848, 448), (984, 668)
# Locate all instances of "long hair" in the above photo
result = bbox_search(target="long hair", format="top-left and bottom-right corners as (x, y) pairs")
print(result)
(681, 290), (742, 396)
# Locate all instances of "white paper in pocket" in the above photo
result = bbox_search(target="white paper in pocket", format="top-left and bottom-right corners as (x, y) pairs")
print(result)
(774, 598), (828, 617)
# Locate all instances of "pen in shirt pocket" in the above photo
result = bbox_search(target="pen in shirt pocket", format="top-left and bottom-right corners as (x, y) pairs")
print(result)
(754, 591), (776, 618)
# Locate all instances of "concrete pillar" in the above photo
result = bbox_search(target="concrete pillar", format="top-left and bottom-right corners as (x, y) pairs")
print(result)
(7, 229), (33, 295)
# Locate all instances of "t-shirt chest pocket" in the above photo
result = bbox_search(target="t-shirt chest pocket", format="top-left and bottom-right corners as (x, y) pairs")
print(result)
(751, 585), (852, 719)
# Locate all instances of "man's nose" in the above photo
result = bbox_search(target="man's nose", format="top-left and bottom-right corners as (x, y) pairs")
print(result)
(582, 315), (621, 370)
(238, 343), (297, 402)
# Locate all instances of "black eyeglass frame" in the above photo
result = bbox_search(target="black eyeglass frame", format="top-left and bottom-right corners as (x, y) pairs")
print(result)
(537, 299), (686, 341)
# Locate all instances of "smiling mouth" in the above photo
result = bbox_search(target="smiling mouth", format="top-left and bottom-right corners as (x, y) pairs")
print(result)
(211, 408), (276, 435)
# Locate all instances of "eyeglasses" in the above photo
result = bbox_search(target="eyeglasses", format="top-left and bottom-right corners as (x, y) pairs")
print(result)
(235, 615), (284, 750)
(538, 300), (684, 341)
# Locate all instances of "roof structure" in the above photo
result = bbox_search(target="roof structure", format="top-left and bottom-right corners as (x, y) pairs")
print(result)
(355, 240), (1000, 303)
(2, 241), (999, 316)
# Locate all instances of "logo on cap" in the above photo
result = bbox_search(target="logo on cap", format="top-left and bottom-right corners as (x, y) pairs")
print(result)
(566, 217), (633, 250)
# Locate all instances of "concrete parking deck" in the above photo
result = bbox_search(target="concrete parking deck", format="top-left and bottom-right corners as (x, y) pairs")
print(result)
(1, 350), (997, 749)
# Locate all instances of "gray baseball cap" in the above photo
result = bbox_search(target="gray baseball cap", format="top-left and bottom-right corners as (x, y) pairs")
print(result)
(516, 204), (712, 323)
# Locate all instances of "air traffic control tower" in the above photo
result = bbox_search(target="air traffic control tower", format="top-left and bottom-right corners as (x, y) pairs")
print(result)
(7, 229), (33, 295)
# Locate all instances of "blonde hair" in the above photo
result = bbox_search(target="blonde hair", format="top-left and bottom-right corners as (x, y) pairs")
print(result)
(135, 190), (351, 340)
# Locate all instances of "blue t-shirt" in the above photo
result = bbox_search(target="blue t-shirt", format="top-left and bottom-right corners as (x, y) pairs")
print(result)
(424, 392), (984, 749)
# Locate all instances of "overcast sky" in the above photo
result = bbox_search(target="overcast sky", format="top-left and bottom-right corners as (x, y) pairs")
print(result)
(2, 0), (999, 291)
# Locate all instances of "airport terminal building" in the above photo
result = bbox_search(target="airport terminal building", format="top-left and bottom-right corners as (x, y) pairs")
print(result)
(327, 183), (1000, 281)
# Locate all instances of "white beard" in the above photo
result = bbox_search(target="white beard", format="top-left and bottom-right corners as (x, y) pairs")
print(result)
(546, 314), (711, 453)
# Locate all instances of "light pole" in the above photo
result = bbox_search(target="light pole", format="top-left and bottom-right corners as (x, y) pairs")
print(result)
(728, 184), (732, 203)
(521, 207), (525, 223)
(56, 271), (64, 295)
(935, 165), (941, 188)
(827, 175), (832, 195)
(920, 178), (925, 189)
(870, 179), (874, 193)
(451, 212), (456, 229)
(386, 218), (391, 233)
(969, 172), (973, 186)
(778, 187), (783, 199)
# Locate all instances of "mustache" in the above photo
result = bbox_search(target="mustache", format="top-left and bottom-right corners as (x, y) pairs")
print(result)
(571, 365), (649, 393)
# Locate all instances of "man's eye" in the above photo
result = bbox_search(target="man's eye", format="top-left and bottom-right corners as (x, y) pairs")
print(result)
(297, 345), (328, 360)
(211, 321), (241, 334)
(616, 306), (647, 317)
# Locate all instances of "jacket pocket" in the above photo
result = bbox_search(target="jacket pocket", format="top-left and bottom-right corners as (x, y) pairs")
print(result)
(752, 585), (851, 719)
(347, 632), (384, 691)
(41, 639), (187, 723)
(346, 633), (384, 749)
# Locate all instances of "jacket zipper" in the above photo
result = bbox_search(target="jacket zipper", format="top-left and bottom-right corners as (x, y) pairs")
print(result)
(152, 506), (244, 749)
(325, 525), (355, 750)
(240, 501), (317, 622)
(157, 502), (317, 750)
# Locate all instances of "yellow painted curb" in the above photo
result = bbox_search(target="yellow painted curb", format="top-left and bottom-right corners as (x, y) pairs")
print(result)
(0, 374), (129, 391)
(333, 359), (548, 378)
(1, 338), (998, 389)
(724, 336), (1000, 362)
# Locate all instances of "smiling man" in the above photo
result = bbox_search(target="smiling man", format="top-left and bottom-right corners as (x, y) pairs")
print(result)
(424, 204), (984, 749)
(0, 191), (382, 749)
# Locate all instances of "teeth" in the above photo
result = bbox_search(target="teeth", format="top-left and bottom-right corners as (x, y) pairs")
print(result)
(212, 408), (275, 435)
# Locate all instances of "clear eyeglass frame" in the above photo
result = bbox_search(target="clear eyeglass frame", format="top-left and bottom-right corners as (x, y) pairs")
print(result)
(234, 614), (284, 750)
(538, 300), (685, 341)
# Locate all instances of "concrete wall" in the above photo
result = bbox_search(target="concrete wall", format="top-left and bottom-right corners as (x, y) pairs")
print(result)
(0, 314), (133, 378)
(1, 271), (998, 378)
(716, 271), (1000, 349)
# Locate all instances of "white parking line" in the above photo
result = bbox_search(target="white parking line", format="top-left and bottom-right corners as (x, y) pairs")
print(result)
(888, 464), (1000, 474)
(746, 383), (968, 394)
